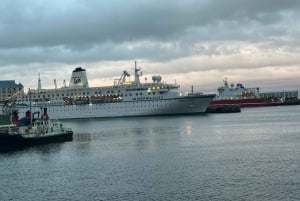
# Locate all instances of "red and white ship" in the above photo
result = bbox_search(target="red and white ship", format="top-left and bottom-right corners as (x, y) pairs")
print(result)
(209, 78), (299, 107)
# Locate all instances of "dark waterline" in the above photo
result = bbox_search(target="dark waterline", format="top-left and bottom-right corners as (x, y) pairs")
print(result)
(1, 106), (300, 200)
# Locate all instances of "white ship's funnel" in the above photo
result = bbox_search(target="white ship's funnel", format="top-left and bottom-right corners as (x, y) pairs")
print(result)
(69, 67), (89, 88)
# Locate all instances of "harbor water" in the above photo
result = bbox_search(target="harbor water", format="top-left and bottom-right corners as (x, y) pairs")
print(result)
(0, 106), (299, 200)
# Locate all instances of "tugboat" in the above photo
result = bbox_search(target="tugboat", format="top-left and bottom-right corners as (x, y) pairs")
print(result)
(0, 106), (73, 150)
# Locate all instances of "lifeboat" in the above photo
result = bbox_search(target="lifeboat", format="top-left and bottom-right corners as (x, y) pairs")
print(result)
(63, 97), (74, 105)
(91, 95), (106, 104)
(74, 96), (90, 105)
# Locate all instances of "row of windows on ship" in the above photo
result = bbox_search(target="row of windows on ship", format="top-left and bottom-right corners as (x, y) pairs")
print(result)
(29, 85), (174, 95)
(30, 85), (175, 93)
(46, 102), (169, 111)
(18, 91), (165, 102)
(35, 102), (170, 114)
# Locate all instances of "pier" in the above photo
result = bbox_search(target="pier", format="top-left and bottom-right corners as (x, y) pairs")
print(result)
(206, 104), (241, 113)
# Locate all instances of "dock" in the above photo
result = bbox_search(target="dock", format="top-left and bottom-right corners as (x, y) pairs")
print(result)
(206, 104), (241, 113)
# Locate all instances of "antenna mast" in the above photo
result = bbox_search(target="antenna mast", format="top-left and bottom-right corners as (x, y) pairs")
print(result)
(134, 61), (141, 85)
(37, 73), (42, 91)
(54, 79), (57, 89)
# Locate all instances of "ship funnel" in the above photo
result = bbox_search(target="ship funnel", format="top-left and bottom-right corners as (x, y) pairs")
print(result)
(69, 67), (89, 88)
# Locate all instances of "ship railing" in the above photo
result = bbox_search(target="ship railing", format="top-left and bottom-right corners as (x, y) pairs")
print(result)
(0, 125), (19, 135)
(65, 128), (73, 132)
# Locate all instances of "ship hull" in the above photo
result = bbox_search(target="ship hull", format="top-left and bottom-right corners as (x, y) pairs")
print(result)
(209, 98), (300, 107)
(0, 130), (73, 148)
(16, 95), (215, 119)
(210, 98), (268, 107)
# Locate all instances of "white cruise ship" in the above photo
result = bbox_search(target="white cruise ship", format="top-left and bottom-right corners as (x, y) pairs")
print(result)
(15, 62), (215, 119)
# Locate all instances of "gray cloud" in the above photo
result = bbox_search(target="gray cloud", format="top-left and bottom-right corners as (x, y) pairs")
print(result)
(1, 0), (299, 49)
(0, 0), (300, 91)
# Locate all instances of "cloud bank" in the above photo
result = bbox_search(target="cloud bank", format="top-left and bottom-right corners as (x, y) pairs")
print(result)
(0, 0), (299, 92)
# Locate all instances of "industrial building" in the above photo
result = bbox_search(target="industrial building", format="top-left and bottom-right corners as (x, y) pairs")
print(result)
(259, 90), (299, 102)
(0, 80), (24, 101)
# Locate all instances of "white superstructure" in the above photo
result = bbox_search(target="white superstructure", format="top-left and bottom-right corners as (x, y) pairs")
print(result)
(15, 62), (215, 119)
(215, 78), (260, 99)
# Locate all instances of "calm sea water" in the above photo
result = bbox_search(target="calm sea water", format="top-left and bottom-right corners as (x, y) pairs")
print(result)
(0, 106), (300, 201)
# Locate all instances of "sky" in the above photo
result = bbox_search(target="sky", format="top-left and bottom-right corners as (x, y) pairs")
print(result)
(1, 0), (300, 94)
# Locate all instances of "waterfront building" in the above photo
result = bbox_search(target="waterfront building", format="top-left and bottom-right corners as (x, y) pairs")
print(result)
(0, 80), (23, 101)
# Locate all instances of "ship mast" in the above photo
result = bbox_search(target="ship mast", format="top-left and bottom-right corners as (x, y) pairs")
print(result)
(134, 61), (141, 85)
(29, 89), (32, 125)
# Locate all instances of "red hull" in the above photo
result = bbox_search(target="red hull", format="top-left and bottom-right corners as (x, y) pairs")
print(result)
(210, 98), (300, 107)
(210, 98), (270, 107)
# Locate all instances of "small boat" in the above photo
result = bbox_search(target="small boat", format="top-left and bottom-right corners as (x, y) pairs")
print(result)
(0, 107), (73, 149)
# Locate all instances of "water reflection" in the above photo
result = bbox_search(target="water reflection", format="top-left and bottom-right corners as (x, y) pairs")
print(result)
(65, 117), (188, 153)
(1, 106), (300, 201)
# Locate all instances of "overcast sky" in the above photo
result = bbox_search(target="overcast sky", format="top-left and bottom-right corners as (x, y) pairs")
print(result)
(1, 0), (300, 93)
